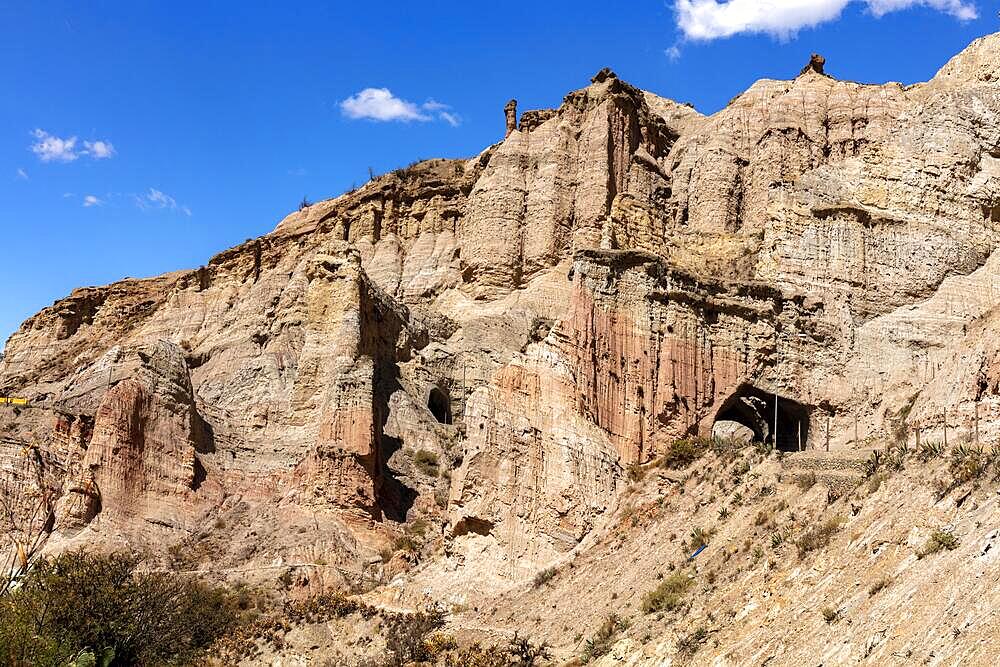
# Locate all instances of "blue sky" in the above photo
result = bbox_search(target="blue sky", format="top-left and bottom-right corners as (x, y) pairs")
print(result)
(1, 1), (997, 349)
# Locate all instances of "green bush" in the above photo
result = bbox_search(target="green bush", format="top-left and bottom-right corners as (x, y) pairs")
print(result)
(413, 449), (441, 477)
(917, 529), (959, 558)
(0, 550), (239, 666)
(659, 439), (709, 469)
(641, 572), (693, 614)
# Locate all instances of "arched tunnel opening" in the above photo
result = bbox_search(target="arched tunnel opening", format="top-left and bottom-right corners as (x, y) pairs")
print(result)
(714, 384), (810, 452)
(427, 386), (451, 425)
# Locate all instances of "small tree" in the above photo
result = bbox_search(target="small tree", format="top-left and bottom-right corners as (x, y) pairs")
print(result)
(299, 196), (312, 211)
(0, 550), (239, 665)
(1, 443), (57, 595)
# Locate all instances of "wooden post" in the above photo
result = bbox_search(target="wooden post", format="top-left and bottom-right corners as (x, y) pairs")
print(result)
(943, 408), (948, 447)
(825, 414), (830, 452)
(774, 393), (779, 450)
(975, 403), (980, 446)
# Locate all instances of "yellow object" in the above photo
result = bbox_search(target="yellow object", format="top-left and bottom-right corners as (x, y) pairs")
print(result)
(0, 397), (28, 406)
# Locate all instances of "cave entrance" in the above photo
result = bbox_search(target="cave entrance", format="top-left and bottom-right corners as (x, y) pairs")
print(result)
(427, 386), (451, 425)
(714, 384), (810, 452)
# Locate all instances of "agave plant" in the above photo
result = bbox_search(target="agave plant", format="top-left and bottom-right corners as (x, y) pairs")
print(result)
(918, 440), (946, 461)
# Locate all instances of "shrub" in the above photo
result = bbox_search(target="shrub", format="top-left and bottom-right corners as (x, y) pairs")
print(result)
(821, 606), (839, 623)
(796, 516), (844, 559)
(862, 450), (884, 477)
(627, 463), (646, 482)
(676, 626), (708, 657)
(532, 567), (557, 588)
(443, 633), (550, 666)
(659, 438), (709, 469)
(380, 607), (446, 666)
(641, 572), (693, 614)
(917, 529), (959, 558)
(868, 577), (892, 596)
(795, 472), (817, 491)
(582, 614), (628, 661)
(0, 550), (240, 666)
(689, 526), (713, 551)
(299, 196), (312, 210)
(413, 449), (440, 477)
(950, 445), (988, 486)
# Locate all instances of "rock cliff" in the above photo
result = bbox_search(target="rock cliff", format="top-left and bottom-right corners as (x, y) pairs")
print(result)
(3, 32), (1000, 663)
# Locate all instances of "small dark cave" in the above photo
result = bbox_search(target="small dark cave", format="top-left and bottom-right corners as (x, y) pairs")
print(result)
(714, 383), (810, 452)
(427, 386), (451, 425)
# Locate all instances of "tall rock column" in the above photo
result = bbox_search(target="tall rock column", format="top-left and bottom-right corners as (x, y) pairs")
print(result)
(504, 99), (517, 137)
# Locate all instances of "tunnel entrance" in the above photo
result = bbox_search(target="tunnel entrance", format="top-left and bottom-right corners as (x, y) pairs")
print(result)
(427, 386), (451, 425)
(714, 384), (810, 452)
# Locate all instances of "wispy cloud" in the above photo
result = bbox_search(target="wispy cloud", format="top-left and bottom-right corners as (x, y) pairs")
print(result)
(15, 168), (28, 181)
(29, 129), (116, 162)
(82, 194), (103, 207)
(83, 140), (115, 159)
(135, 187), (191, 216)
(673, 0), (977, 41)
(340, 89), (460, 125)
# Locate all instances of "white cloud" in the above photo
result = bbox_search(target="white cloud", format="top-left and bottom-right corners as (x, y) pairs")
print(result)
(15, 168), (28, 180)
(82, 195), (102, 207)
(30, 129), (80, 162)
(341, 88), (430, 122)
(866, 0), (977, 19)
(438, 110), (461, 127)
(340, 89), (461, 126)
(135, 188), (191, 216)
(29, 129), (116, 162)
(674, 0), (977, 41)
(83, 140), (115, 159)
(666, 45), (683, 61)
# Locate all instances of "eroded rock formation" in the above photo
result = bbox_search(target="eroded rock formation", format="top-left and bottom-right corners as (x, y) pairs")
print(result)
(3, 34), (1000, 601)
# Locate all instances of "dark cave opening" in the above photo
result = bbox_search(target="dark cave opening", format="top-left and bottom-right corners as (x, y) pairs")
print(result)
(714, 384), (810, 452)
(427, 386), (451, 425)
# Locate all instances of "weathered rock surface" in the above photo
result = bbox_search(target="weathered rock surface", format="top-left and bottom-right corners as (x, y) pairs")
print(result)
(3, 34), (1000, 662)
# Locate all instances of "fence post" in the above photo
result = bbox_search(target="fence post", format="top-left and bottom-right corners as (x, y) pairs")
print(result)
(774, 393), (779, 450)
(975, 402), (980, 446)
